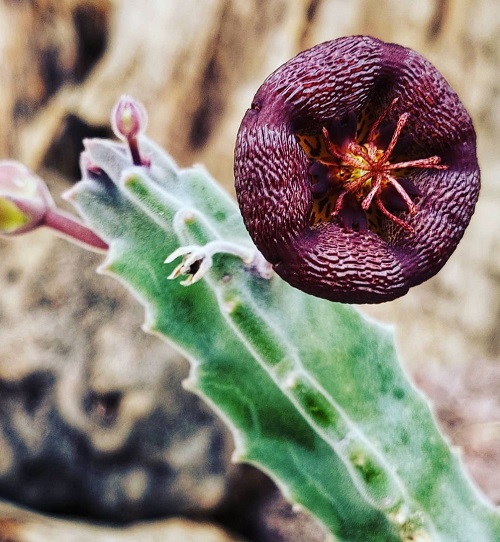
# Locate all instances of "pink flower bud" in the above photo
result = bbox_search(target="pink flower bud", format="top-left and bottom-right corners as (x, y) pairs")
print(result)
(0, 161), (53, 235)
(111, 95), (148, 141)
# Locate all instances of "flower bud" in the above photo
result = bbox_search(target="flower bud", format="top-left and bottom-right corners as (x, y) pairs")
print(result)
(111, 95), (148, 141)
(0, 161), (54, 235)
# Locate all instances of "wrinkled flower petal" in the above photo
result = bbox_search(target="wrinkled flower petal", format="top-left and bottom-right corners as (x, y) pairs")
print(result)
(234, 36), (479, 304)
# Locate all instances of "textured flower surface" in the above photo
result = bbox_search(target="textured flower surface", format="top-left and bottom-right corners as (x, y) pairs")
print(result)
(234, 36), (479, 303)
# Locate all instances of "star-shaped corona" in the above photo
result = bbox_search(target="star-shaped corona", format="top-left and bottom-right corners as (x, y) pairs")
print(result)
(301, 98), (448, 234)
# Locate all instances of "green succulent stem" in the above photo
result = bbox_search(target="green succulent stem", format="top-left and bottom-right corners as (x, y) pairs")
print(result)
(65, 134), (500, 542)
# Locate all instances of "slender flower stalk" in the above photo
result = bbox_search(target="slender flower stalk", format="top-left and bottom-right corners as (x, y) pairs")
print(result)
(43, 207), (108, 251)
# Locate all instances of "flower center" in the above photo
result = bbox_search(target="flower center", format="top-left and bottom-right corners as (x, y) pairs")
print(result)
(297, 98), (448, 234)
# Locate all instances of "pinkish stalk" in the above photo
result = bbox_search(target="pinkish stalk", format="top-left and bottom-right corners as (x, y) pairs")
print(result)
(127, 135), (142, 166)
(43, 207), (108, 252)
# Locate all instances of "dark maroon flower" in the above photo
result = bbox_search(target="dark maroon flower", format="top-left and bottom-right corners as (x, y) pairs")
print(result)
(234, 36), (479, 303)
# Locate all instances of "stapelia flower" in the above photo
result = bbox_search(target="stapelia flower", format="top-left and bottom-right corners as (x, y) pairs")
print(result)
(234, 36), (479, 303)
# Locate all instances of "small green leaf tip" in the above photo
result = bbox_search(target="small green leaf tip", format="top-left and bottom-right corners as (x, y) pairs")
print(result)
(0, 160), (53, 235)
(111, 95), (149, 166)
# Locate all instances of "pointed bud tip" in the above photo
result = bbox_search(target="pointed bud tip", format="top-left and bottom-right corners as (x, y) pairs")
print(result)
(0, 161), (39, 198)
(111, 95), (148, 141)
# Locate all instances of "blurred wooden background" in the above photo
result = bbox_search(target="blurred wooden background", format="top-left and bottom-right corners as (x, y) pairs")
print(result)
(0, 0), (499, 520)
